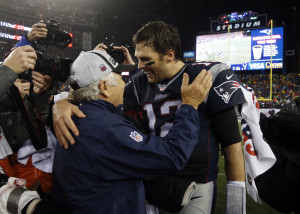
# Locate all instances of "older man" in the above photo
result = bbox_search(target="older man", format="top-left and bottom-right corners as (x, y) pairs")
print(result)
(52, 50), (212, 214)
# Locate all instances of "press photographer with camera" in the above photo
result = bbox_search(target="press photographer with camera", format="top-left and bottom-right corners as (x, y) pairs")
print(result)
(0, 56), (57, 214)
(15, 20), (72, 89)
(0, 20), (72, 214)
(0, 19), (64, 151)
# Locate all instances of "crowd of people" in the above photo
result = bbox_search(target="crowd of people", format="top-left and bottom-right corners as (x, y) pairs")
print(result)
(238, 72), (300, 108)
(0, 18), (299, 214)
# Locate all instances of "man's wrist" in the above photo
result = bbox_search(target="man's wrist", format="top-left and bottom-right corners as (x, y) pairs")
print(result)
(226, 181), (246, 214)
(181, 102), (198, 110)
(227, 181), (245, 186)
(14, 34), (37, 48)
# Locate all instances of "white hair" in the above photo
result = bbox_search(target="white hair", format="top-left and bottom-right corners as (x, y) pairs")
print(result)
(69, 72), (118, 103)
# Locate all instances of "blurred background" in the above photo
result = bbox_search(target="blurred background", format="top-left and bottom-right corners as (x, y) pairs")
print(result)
(0, 0), (299, 110)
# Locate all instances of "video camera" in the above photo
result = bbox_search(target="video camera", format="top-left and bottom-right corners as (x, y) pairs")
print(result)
(37, 19), (72, 48)
(19, 50), (72, 83)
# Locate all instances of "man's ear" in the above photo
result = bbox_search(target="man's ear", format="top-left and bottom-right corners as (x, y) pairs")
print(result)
(165, 49), (175, 62)
(99, 80), (110, 97)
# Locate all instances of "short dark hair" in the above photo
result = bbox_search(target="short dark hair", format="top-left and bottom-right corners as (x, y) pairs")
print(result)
(132, 21), (182, 60)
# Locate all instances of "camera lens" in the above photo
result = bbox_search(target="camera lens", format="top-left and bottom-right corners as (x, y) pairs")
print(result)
(51, 58), (72, 82)
(54, 31), (72, 48)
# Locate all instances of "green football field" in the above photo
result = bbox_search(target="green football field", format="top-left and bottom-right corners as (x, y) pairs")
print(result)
(215, 152), (284, 214)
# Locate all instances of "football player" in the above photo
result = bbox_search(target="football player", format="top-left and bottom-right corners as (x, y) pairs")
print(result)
(52, 21), (246, 214)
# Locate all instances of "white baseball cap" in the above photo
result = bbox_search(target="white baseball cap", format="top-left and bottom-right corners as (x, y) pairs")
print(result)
(69, 50), (136, 89)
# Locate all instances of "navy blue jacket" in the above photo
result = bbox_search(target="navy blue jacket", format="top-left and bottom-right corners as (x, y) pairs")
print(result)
(52, 99), (200, 214)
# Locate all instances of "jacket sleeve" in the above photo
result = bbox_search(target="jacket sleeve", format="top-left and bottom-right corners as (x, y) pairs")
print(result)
(95, 104), (200, 180)
(0, 65), (18, 101)
(14, 34), (37, 48)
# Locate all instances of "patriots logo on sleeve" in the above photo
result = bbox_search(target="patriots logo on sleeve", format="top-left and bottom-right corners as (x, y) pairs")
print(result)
(214, 80), (241, 103)
(130, 131), (143, 142)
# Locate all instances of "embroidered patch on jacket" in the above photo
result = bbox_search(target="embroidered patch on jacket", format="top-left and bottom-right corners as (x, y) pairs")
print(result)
(214, 81), (240, 103)
(130, 131), (143, 142)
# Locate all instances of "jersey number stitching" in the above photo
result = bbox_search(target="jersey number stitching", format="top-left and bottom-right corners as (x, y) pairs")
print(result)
(143, 100), (182, 137)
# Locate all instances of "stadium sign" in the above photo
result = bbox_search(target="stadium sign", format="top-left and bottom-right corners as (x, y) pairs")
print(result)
(231, 61), (283, 71)
(211, 13), (267, 33)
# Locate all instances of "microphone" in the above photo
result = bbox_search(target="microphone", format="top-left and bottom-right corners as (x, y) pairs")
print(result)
(145, 62), (155, 67)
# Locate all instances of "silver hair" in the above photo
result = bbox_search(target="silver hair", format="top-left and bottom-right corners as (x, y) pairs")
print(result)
(69, 72), (118, 103)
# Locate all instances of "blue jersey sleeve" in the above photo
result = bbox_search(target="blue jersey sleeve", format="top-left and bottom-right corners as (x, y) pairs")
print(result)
(206, 63), (246, 116)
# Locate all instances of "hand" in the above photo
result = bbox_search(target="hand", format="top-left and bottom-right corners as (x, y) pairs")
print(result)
(52, 99), (86, 149)
(14, 79), (30, 99)
(27, 20), (48, 43)
(113, 46), (135, 65)
(3, 45), (37, 74)
(94, 43), (107, 53)
(31, 71), (52, 94)
(181, 70), (212, 109)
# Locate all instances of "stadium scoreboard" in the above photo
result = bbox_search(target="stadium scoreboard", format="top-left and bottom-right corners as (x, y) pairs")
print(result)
(196, 11), (284, 71)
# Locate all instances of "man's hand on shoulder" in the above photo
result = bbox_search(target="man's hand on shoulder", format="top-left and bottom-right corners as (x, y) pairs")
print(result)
(181, 69), (212, 110)
(52, 99), (86, 149)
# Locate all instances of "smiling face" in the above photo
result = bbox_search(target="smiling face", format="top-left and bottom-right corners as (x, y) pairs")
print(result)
(135, 41), (172, 84)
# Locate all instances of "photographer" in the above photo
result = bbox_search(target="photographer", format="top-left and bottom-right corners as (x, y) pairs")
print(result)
(0, 68), (56, 214)
(0, 19), (71, 213)
(1, 18), (72, 188)
(14, 19), (72, 96)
